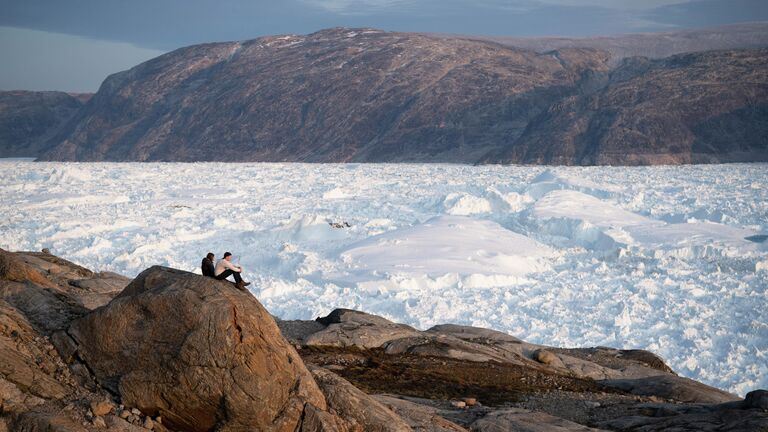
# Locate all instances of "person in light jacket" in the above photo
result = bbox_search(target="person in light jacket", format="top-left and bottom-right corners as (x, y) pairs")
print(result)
(215, 252), (251, 290)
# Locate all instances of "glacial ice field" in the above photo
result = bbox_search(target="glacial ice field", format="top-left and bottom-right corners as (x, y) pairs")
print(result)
(2, 160), (767, 395)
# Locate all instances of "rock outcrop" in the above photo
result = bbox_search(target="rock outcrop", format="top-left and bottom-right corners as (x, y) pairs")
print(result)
(62, 266), (327, 432)
(1, 250), (766, 431)
(470, 408), (605, 431)
(0, 249), (130, 431)
(595, 394), (768, 431)
(285, 308), (767, 431)
(372, 395), (468, 432)
(0, 251), (340, 432)
(309, 365), (412, 432)
(600, 375), (738, 404)
(293, 309), (714, 395)
(305, 308), (421, 348)
(0, 91), (86, 158)
(0, 249), (127, 333)
(35, 27), (768, 165)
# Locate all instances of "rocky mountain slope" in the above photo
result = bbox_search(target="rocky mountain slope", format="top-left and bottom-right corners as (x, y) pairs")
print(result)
(482, 49), (768, 165)
(0, 91), (86, 158)
(1, 248), (766, 431)
(39, 28), (611, 163)
(35, 28), (768, 165)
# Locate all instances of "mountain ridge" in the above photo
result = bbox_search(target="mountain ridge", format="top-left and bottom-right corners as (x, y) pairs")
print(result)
(1, 25), (765, 165)
(40, 28), (614, 163)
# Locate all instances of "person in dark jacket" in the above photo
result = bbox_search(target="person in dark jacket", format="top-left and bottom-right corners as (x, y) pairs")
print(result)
(201, 252), (215, 277)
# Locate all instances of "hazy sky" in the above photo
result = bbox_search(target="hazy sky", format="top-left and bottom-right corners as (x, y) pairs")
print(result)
(1, 0), (767, 92)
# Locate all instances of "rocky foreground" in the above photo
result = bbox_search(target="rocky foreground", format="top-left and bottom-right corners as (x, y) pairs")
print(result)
(1, 248), (766, 431)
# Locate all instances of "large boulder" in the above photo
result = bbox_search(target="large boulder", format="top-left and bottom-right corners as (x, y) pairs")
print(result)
(309, 365), (413, 432)
(305, 309), (421, 349)
(65, 271), (131, 310)
(64, 266), (327, 432)
(0, 249), (56, 289)
(599, 375), (739, 404)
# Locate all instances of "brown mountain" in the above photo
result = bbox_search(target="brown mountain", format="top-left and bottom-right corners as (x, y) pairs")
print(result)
(40, 28), (611, 162)
(36, 28), (768, 164)
(0, 91), (86, 158)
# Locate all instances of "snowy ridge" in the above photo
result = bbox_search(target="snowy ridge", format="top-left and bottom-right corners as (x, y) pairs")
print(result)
(1, 161), (766, 395)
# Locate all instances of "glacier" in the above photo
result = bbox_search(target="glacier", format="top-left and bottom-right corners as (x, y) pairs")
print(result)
(1, 160), (766, 395)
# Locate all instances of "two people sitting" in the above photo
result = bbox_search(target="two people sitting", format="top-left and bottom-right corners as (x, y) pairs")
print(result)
(201, 252), (251, 291)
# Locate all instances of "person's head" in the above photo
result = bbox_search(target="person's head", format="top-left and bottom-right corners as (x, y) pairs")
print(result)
(206, 252), (214, 261)
(224, 252), (232, 261)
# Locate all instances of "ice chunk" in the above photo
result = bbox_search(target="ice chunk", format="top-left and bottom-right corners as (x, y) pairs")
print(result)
(443, 193), (493, 215)
(533, 190), (658, 229)
(626, 222), (763, 258)
(322, 187), (352, 199)
(272, 215), (350, 242)
(530, 190), (662, 250)
(532, 190), (763, 258)
(340, 215), (556, 278)
(526, 169), (622, 199)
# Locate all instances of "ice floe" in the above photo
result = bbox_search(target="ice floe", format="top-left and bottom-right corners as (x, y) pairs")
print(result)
(339, 215), (555, 278)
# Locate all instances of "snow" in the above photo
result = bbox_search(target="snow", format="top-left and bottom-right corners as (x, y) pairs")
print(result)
(530, 189), (763, 260)
(338, 215), (554, 278)
(1, 161), (766, 396)
(533, 189), (657, 228)
(443, 193), (494, 215)
(526, 168), (622, 199)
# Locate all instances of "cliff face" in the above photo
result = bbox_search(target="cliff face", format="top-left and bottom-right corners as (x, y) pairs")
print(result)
(35, 28), (768, 164)
(484, 49), (768, 165)
(0, 91), (85, 158)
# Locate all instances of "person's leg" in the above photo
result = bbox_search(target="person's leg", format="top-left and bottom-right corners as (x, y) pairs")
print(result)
(232, 271), (243, 284)
(215, 269), (234, 280)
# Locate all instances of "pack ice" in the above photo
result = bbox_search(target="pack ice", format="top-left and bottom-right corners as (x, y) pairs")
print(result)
(1, 161), (766, 396)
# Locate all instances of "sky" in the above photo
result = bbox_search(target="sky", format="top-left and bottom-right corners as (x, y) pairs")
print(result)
(1, 0), (767, 92)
